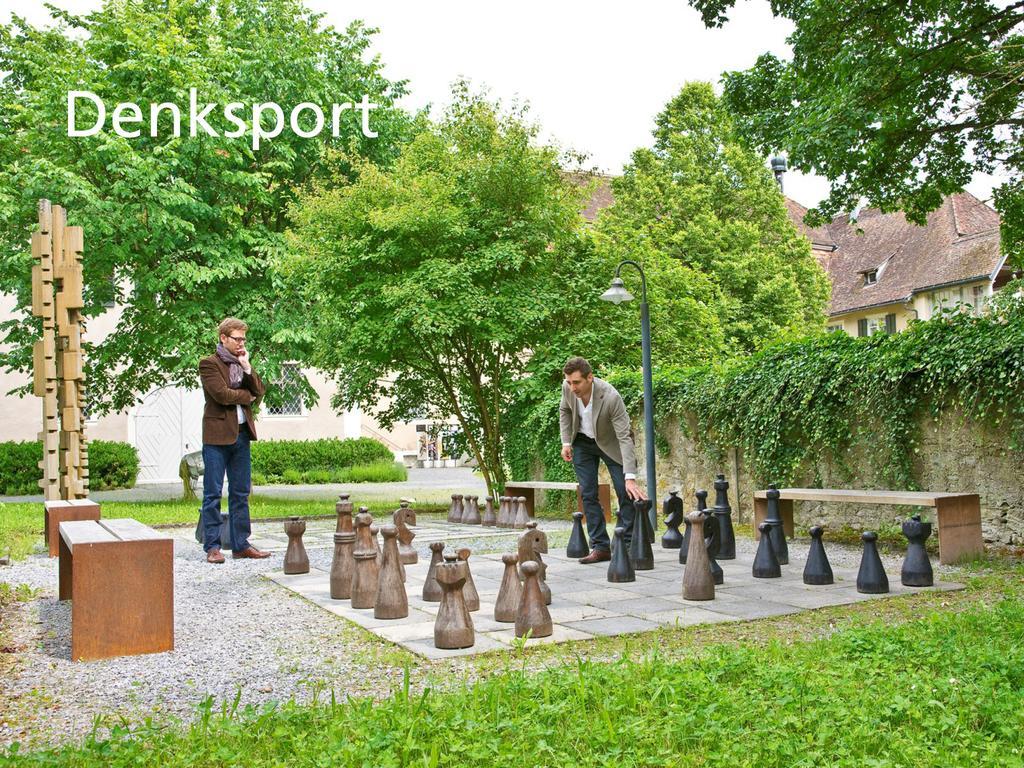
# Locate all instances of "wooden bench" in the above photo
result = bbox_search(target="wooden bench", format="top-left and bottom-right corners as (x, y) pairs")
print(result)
(59, 518), (174, 661)
(44, 499), (100, 557)
(504, 481), (612, 522)
(752, 488), (984, 565)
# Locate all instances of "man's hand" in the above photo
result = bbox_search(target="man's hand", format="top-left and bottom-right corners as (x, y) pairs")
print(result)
(237, 348), (252, 374)
(625, 479), (647, 501)
(560, 445), (573, 462)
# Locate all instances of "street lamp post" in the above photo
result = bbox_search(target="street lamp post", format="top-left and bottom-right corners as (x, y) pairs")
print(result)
(600, 261), (657, 531)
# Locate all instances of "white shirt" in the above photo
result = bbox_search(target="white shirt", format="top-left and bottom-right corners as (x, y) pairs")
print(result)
(236, 404), (245, 424)
(577, 395), (595, 439)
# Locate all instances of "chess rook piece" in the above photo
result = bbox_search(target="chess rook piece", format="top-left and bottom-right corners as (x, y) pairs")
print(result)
(703, 508), (723, 586)
(607, 526), (635, 583)
(682, 511), (715, 600)
(628, 499), (654, 570)
(456, 548), (480, 611)
(335, 493), (354, 533)
(329, 531), (356, 600)
(283, 516), (310, 575)
(422, 541), (446, 601)
(901, 515), (934, 587)
(712, 474), (736, 560)
(803, 526), (834, 585)
(393, 501), (418, 565)
(350, 548), (379, 609)
(482, 496), (497, 527)
(681, 489), (708, 564)
(661, 490), (684, 549)
(375, 525), (408, 619)
(752, 522), (781, 578)
(448, 494), (461, 524)
(566, 511), (590, 558)
(764, 485), (789, 565)
(462, 495), (481, 525)
(434, 554), (475, 649)
(857, 531), (889, 594)
(513, 496), (531, 529)
(494, 553), (521, 622)
(515, 561), (552, 639)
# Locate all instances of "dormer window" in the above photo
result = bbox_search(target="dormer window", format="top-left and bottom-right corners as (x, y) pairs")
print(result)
(863, 269), (878, 286)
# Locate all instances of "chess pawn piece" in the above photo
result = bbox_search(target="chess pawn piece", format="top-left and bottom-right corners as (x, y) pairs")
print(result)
(712, 473), (736, 560)
(682, 511), (714, 600)
(393, 501), (418, 565)
(329, 531), (356, 600)
(803, 526), (834, 585)
(456, 548), (480, 611)
(496, 496), (510, 528)
(752, 522), (781, 578)
(515, 561), (552, 639)
(422, 541), (445, 601)
(462, 495), (482, 525)
(482, 496), (497, 527)
(680, 489), (708, 564)
(661, 490), (684, 549)
(703, 508), (723, 585)
(566, 511), (590, 558)
(283, 516), (310, 575)
(628, 499), (654, 570)
(350, 548), (378, 609)
(513, 496), (531, 528)
(901, 515), (934, 587)
(375, 525), (408, 619)
(434, 554), (475, 649)
(447, 494), (461, 523)
(494, 553), (521, 622)
(764, 485), (789, 565)
(335, 493), (354, 533)
(857, 531), (889, 594)
(607, 526), (635, 583)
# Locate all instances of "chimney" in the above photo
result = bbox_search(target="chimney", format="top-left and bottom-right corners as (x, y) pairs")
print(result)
(770, 156), (787, 192)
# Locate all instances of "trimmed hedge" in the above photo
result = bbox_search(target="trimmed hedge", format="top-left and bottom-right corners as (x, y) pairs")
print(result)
(250, 437), (393, 478)
(0, 440), (139, 495)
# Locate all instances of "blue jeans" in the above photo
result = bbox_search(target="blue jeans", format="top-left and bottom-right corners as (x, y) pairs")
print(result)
(200, 425), (253, 553)
(571, 435), (634, 552)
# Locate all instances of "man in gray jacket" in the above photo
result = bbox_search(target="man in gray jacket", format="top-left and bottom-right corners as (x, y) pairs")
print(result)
(559, 356), (647, 563)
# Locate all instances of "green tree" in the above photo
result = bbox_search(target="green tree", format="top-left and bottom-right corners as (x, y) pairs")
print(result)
(688, 0), (1024, 264)
(0, 0), (412, 412)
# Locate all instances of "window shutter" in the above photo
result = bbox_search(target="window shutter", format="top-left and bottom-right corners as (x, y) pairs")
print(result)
(858, 318), (868, 337)
(885, 313), (897, 334)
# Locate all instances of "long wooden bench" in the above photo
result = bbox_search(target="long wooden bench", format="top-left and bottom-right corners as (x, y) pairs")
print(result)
(504, 481), (611, 522)
(59, 518), (174, 661)
(752, 488), (984, 565)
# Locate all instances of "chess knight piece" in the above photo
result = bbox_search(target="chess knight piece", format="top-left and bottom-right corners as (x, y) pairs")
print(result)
(518, 522), (551, 605)
(661, 490), (684, 549)
(434, 554), (475, 649)
(283, 516), (309, 575)
(393, 501), (418, 565)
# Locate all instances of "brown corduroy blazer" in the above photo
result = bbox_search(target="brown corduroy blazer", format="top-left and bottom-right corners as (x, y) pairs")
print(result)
(199, 354), (265, 445)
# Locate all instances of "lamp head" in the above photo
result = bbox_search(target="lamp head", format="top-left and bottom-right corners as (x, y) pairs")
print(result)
(600, 277), (634, 305)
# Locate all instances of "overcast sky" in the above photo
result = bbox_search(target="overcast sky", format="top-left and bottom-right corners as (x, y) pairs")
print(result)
(4, 0), (1000, 209)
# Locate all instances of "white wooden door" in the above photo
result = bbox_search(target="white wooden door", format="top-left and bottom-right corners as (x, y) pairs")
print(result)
(135, 386), (205, 482)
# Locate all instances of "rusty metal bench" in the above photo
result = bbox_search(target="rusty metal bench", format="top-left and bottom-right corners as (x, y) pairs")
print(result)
(504, 480), (612, 522)
(43, 499), (100, 558)
(58, 518), (174, 661)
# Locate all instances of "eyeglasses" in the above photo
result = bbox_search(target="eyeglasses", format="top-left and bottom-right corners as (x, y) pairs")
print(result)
(227, 335), (247, 343)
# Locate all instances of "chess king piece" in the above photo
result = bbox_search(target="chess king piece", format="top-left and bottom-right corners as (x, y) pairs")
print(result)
(607, 526), (635, 583)
(393, 501), (418, 565)
(494, 553), (521, 622)
(518, 521), (550, 605)
(462, 495), (482, 525)
(566, 511), (590, 558)
(434, 554), (475, 649)
(329, 531), (356, 600)
(703, 506), (723, 586)
(857, 531), (889, 594)
(513, 496), (531, 529)
(422, 541), (445, 601)
(515, 561), (552, 639)
(803, 526), (834, 585)
(456, 548), (480, 611)
(680, 489), (708, 565)
(712, 473), (736, 560)
(763, 485), (789, 565)
(283, 516), (310, 575)
(481, 496), (498, 527)
(350, 547), (379, 609)
(661, 490), (684, 549)
(752, 522), (781, 578)
(335, 493), (354, 533)
(682, 511), (715, 600)
(375, 525), (408, 619)
(901, 514), (934, 587)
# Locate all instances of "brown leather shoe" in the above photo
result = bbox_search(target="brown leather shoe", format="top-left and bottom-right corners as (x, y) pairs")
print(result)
(578, 549), (611, 564)
(207, 548), (225, 564)
(233, 546), (271, 559)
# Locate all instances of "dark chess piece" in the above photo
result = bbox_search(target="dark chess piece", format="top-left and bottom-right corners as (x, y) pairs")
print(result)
(452, 494), (466, 524)
(803, 526), (834, 585)
(566, 511), (590, 558)
(393, 502), (418, 565)
(456, 548), (480, 611)
(661, 490), (684, 549)
(518, 522), (550, 604)
(901, 515), (934, 587)
(629, 499), (655, 570)
(857, 531), (889, 594)
(434, 554), (475, 649)
(329, 531), (356, 600)
(513, 496), (531, 529)
(494, 553), (521, 623)
(763, 485), (789, 565)
(482, 496), (498, 527)
(681, 489), (708, 564)
(335, 493), (354, 533)
(703, 508), (724, 585)
(515, 561), (552, 639)
(752, 522), (781, 578)
(283, 516), (310, 575)
(375, 525), (408, 619)
(494, 496), (506, 528)
(712, 474), (736, 560)
(607, 526), (635, 583)
(682, 511), (715, 600)
(447, 494), (458, 523)
(463, 495), (482, 525)
(350, 548), (378, 609)
(422, 541), (445, 601)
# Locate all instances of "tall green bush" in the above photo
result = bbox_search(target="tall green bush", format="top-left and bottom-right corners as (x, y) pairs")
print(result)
(0, 440), (139, 495)
(250, 437), (393, 477)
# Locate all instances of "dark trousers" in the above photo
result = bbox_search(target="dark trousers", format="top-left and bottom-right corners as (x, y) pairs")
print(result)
(200, 423), (253, 553)
(571, 434), (634, 552)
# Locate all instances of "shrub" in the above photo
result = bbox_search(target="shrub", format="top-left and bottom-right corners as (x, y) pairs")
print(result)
(251, 437), (392, 477)
(339, 461), (408, 483)
(0, 440), (139, 495)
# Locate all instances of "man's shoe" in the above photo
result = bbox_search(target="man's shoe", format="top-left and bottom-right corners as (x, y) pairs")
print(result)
(233, 546), (271, 559)
(207, 548), (225, 564)
(578, 549), (611, 564)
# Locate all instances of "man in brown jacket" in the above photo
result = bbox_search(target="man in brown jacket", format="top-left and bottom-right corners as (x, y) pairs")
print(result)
(198, 317), (271, 564)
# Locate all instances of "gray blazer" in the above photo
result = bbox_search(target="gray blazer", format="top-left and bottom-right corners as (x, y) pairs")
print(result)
(559, 377), (638, 475)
